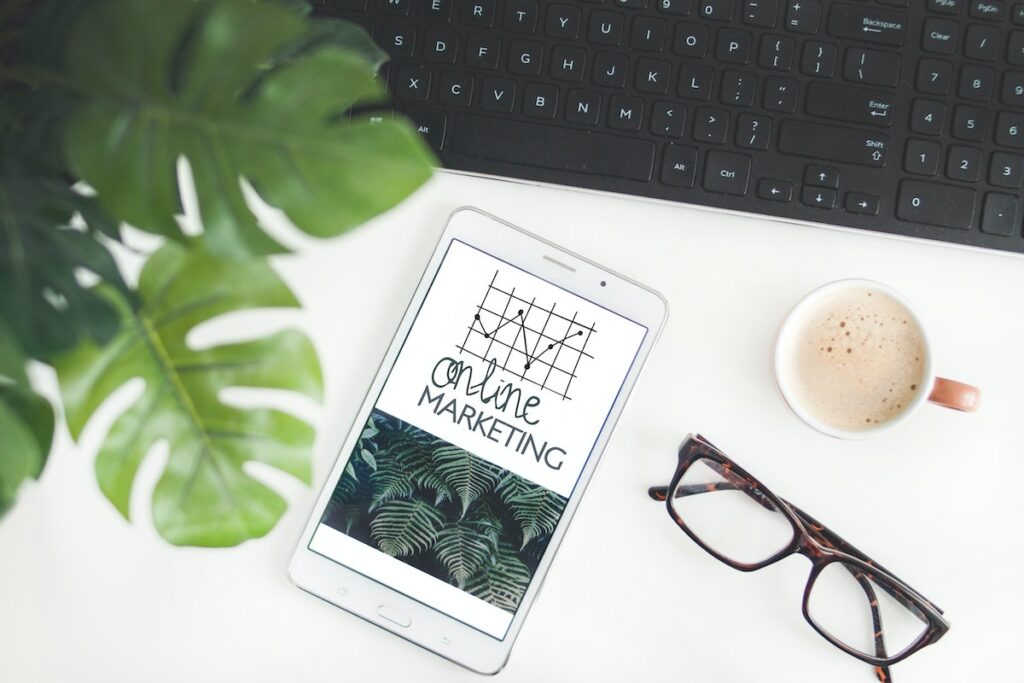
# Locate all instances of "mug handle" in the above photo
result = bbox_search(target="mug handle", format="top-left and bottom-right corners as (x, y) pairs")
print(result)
(928, 378), (981, 412)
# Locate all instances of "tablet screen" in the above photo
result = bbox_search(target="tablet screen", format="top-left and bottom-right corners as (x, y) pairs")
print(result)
(309, 239), (647, 639)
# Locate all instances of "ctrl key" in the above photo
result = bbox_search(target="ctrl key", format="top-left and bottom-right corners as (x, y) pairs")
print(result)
(896, 180), (976, 230)
(702, 151), (751, 196)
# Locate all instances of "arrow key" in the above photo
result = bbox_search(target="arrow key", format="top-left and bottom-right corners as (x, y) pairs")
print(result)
(758, 178), (794, 201)
(804, 164), (839, 188)
(845, 191), (880, 215)
(801, 185), (837, 208)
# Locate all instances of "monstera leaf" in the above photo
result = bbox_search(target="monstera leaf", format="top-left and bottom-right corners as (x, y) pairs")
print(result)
(62, 0), (434, 259)
(370, 499), (445, 557)
(434, 445), (502, 517)
(0, 323), (54, 517)
(55, 243), (322, 546)
(464, 541), (532, 611)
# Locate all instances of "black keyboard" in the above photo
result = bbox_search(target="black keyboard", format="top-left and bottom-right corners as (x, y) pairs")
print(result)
(318, 0), (1024, 255)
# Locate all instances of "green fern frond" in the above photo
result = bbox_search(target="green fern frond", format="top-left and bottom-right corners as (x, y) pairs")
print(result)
(464, 541), (531, 612)
(369, 499), (445, 557)
(434, 444), (501, 517)
(434, 519), (500, 587)
(497, 472), (566, 547)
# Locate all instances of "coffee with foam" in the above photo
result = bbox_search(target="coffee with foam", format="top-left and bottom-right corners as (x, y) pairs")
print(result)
(781, 287), (927, 431)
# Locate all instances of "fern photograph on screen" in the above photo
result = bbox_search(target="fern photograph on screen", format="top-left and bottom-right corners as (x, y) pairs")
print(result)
(320, 410), (568, 614)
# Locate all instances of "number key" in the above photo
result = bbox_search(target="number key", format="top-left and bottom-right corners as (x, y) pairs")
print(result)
(699, 0), (736, 20)
(997, 111), (1024, 148)
(953, 105), (987, 140)
(946, 145), (982, 181)
(959, 65), (995, 101)
(1003, 72), (1024, 108)
(990, 152), (1024, 188)
(905, 139), (941, 175)
(910, 99), (946, 135)
(917, 59), (952, 94)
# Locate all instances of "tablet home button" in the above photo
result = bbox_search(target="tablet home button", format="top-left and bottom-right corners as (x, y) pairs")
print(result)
(377, 605), (411, 628)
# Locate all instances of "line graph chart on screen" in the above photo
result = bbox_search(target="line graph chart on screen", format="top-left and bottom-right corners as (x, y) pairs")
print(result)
(456, 270), (596, 401)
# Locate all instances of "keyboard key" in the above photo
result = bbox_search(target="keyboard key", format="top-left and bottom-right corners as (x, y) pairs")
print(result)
(759, 35), (795, 70)
(785, 0), (821, 34)
(405, 107), (447, 150)
(703, 151), (751, 195)
(657, 0), (693, 14)
(396, 64), (431, 100)
(1015, 3), (1024, 23)
(758, 178), (794, 201)
(609, 95), (644, 130)
(698, 0), (737, 21)
(927, 0), (961, 13)
(632, 17), (668, 52)
(636, 58), (672, 94)
(801, 41), (837, 78)
(990, 152), (1024, 188)
(721, 70), (757, 106)
(615, 0), (649, 7)
(465, 35), (500, 69)
(422, 0), (452, 21)
(523, 83), (558, 118)
(565, 89), (601, 125)
(451, 115), (656, 181)
(897, 180), (975, 229)
(964, 24), (999, 61)
(996, 112), (1024, 148)
(904, 139), (941, 175)
(661, 144), (698, 186)
(802, 186), (837, 208)
(504, 0), (539, 32)
(592, 52), (628, 88)
(735, 113), (771, 149)
(1003, 72), (1024, 108)
(1010, 32), (1024, 66)
(694, 107), (730, 142)
(589, 11), (625, 45)
(921, 18), (957, 54)
(424, 28), (457, 62)
(778, 120), (889, 167)
(843, 48), (901, 86)
(828, 4), (907, 46)
(959, 65), (995, 101)
(717, 28), (753, 64)
(845, 191), (880, 215)
(546, 4), (581, 39)
(917, 58), (952, 94)
(480, 77), (516, 112)
(438, 71), (473, 106)
(952, 104), (987, 140)
(378, 0), (410, 15)
(804, 164), (839, 188)
(381, 25), (416, 57)
(981, 193), (1022, 236)
(462, 0), (495, 25)
(678, 64), (714, 100)
(651, 101), (686, 135)
(969, 0), (1004, 20)
(764, 76), (798, 111)
(743, 0), (779, 26)
(910, 99), (946, 135)
(806, 83), (894, 127)
(945, 145), (982, 181)
(551, 46), (586, 82)
(508, 40), (543, 75)
(674, 23), (710, 57)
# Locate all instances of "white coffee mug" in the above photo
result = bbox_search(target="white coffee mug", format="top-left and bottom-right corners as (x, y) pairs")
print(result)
(772, 279), (980, 439)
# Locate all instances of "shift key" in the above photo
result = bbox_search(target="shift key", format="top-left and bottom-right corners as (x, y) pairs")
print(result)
(779, 120), (889, 167)
(806, 83), (894, 127)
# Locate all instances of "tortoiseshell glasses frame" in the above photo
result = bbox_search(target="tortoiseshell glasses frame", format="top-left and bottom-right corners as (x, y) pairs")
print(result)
(648, 435), (950, 682)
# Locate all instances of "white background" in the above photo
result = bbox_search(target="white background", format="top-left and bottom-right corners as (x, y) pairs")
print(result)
(2, 171), (1023, 683)
(376, 237), (648, 497)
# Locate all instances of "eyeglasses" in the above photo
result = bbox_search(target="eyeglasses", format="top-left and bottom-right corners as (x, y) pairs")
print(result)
(648, 434), (949, 682)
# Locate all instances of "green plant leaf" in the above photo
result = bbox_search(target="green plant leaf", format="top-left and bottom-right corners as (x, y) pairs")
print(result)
(0, 92), (129, 361)
(497, 473), (566, 548)
(434, 518), (500, 588)
(369, 499), (445, 557)
(61, 0), (434, 259)
(367, 461), (414, 512)
(433, 444), (501, 517)
(0, 323), (55, 518)
(55, 242), (323, 546)
(464, 541), (532, 612)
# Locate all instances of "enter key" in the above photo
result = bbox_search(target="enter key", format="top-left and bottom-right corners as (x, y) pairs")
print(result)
(806, 82), (894, 127)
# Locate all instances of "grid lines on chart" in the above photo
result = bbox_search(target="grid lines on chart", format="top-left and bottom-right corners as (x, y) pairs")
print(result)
(456, 270), (596, 400)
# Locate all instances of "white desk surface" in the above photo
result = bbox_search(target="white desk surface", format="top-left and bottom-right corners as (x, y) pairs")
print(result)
(3, 172), (1023, 683)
